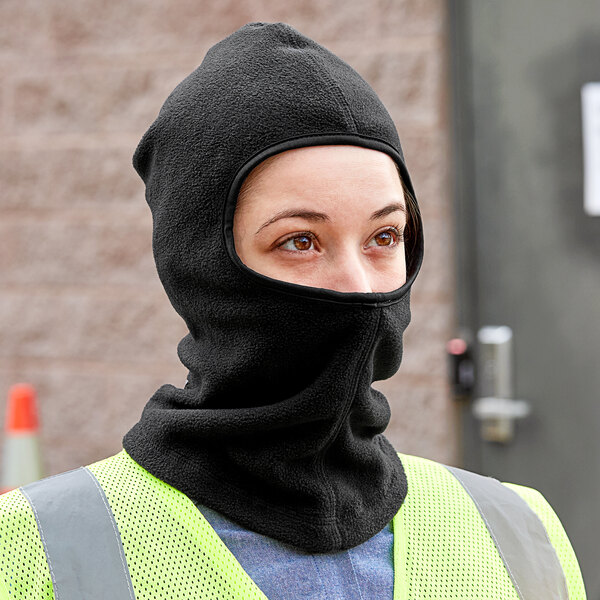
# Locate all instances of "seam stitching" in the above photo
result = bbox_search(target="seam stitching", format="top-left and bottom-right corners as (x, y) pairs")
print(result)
(280, 23), (358, 133)
(82, 467), (136, 600)
(316, 309), (383, 548)
(20, 484), (62, 600)
(304, 50), (359, 133)
(448, 470), (524, 600)
(347, 551), (366, 600)
(503, 484), (570, 599)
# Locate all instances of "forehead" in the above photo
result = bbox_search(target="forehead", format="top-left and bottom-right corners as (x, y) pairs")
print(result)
(246, 145), (402, 192)
(235, 145), (407, 227)
(265, 144), (397, 173)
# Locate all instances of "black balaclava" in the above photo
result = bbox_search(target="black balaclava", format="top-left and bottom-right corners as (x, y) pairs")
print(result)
(123, 21), (424, 553)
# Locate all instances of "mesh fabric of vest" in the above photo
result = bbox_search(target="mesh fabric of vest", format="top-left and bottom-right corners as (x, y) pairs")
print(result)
(0, 450), (586, 599)
(393, 454), (585, 599)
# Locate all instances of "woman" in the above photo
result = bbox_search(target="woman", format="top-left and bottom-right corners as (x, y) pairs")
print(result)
(0, 21), (585, 599)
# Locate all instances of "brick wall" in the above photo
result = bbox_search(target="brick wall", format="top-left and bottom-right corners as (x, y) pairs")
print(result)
(0, 0), (458, 476)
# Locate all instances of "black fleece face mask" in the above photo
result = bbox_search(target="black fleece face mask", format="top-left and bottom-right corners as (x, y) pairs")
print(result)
(123, 21), (424, 553)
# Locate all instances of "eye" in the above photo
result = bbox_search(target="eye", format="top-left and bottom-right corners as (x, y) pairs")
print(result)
(277, 232), (316, 253)
(366, 226), (404, 248)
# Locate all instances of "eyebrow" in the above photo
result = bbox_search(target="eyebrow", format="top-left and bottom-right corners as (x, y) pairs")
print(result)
(254, 202), (406, 235)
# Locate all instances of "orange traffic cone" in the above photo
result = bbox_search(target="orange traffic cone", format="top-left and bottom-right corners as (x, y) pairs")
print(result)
(1, 383), (44, 493)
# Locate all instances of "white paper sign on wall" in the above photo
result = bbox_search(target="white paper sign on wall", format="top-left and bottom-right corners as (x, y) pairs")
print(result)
(581, 82), (600, 216)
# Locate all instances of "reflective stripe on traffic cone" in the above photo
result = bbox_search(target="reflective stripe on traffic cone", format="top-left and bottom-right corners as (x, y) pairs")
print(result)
(1, 383), (44, 493)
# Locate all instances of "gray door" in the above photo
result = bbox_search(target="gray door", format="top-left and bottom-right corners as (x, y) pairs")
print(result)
(449, 1), (600, 595)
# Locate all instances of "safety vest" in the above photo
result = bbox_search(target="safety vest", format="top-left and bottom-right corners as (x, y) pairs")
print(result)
(0, 449), (586, 599)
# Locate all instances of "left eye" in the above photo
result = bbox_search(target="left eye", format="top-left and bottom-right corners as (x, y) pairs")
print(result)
(366, 227), (404, 248)
(367, 229), (398, 247)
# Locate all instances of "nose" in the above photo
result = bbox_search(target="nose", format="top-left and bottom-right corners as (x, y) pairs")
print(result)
(324, 251), (372, 294)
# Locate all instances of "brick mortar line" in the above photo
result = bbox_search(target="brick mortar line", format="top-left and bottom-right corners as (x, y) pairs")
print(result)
(0, 283), (165, 295)
(0, 133), (142, 151)
(0, 281), (453, 304)
(330, 34), (445, 57)
(0, 33), (444, 72)
(0, 116), (443, 148)
(374, 372), (449, 387)
(0, 122), (448, 151)
(0, 356), (443, 386)
(0, 355), (184, 377)
(0, 206), (148, 221)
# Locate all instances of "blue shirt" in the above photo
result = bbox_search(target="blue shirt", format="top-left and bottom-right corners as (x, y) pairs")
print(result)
(197, 504), (394, 599)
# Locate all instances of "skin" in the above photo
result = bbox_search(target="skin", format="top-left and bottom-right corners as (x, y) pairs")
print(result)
(232, 145), (407, 293)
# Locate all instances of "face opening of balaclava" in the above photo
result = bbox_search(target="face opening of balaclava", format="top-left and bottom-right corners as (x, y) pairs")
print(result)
(123, 21), (424, 554)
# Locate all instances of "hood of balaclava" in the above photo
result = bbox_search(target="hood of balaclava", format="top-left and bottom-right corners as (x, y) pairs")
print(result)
(123, 21), (424, 553)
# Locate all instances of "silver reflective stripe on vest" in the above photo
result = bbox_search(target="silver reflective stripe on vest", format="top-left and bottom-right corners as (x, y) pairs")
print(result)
(445, 465), (569, 600)
(20, 467), (136, 600)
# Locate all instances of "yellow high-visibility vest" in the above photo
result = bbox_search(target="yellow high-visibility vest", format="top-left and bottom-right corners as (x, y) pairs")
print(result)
(0, 449), (586, 599)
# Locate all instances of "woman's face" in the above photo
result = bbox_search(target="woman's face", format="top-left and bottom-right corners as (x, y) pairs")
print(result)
(233, 145), (407, 293)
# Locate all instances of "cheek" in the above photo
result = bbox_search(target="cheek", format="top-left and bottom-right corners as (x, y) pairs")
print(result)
(233, 233), (282, 276)
(374, 245), (406, 289)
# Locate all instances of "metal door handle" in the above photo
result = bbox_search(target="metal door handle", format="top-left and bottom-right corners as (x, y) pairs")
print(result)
(472, 326), (531, 443)
(472, 396), (531, 443)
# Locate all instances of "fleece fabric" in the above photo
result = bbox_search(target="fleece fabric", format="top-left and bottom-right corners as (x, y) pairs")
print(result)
(123, 21), (425, 553)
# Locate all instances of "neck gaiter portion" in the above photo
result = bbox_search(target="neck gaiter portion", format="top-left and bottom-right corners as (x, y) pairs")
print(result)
(123, 21), (424, 553)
